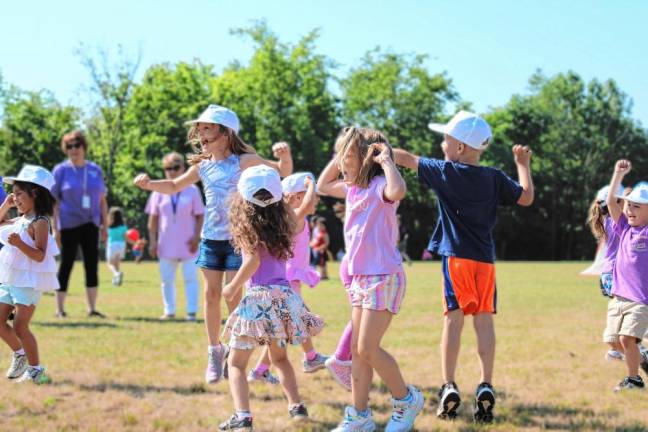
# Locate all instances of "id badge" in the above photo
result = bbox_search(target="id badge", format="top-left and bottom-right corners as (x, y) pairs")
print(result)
(82, 195), (91, 209)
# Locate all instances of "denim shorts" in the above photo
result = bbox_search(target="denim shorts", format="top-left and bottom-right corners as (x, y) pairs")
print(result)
(0, 285), (42, 306)
(195, 239), (242, 271)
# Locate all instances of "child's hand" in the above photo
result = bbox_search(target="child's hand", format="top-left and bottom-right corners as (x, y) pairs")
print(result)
(222, 283), (238, 302)
(614, 159), (631, 176)
(2, 194), (16, 209)
(304, 175), (314, 188)
(272, 142), (291, 159)
(188, 236), (200, 254)
(513, 145), (532, 166)
(7, 233), (22, 247)
(133, 173), (151, 190)
(370, 142), (392, 165)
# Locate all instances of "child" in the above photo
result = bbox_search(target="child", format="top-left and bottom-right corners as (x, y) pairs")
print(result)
(393, 111), (534, 422)
(588, 185), (626, 361)
(134, 104), (293, 384)
(309, 217), (329, 279)
(319, 127), (424, 432)
(603, 161), (648, 391)
(106, 207), (128, 285)
(0, 165), (59, 384)
(218, 165), (323, 431)
(248, 173), (328, 385)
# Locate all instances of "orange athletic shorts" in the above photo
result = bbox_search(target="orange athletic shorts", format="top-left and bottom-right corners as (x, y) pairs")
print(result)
(441, 256), (497, 315)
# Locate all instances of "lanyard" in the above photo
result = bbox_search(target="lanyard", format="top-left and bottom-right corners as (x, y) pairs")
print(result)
(72, 162), (88, 194)
(170, 191), (181, 222)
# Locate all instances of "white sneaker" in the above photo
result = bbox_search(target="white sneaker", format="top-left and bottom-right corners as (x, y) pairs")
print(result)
(16, 366), (50, 384)
(385, 385), (425, 431)
(605, 350), (624, 361)
(331, 406), (376, 432)
(6, 352), (27, 379)
(116, 272), (123, 286)
(205, 344), (227, 384)
(437, 381), (461, 420)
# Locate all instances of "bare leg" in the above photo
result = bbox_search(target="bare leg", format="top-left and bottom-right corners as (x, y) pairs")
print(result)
(13, 305), (38, 366)
(473, 313), (495, 383)
(351, 307), (373, 411)
(228, 347), (254, 412)
(441, 309), (464, 383)
(202, 269), (225, 346)
(269, 341), (300, 405)
(86, 287), (98, 313)
(620, 335), (640, 376)
(0, 304), (21, 351)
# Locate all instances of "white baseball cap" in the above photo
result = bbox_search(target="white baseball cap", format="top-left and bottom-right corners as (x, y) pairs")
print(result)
(3, 164), (55, 192)
(596, 184), (625, 202)
(428, 110), (492, 150)
(185, 104), (240, 134)
(281, 172), (315, 194)
(623, 182), (648, 205)
(238, 165), (283, 208)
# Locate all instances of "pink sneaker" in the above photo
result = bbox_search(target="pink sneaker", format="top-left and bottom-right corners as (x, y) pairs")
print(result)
(325, 356), (352, 391)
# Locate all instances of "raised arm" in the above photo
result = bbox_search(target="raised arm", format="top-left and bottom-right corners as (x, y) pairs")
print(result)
(222, 251), (261, 301)
(513, 145), (534, 207)
(241, 142), (293, 177)
(393, 148), (421, 172)
(134, 164), (200, 194)
(607, 159), (631, 223)
(294, 176), (317, 221)
(373, 144), (407, 202)
(317, 158), (347, 199)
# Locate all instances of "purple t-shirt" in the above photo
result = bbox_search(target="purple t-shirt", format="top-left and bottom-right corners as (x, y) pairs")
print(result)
(51, 161), (106, 230)
(145, 186), (205, 260)
(611, 215), (648, 304)
(601, 216), (621, 274)
(248, 248), (288, 287)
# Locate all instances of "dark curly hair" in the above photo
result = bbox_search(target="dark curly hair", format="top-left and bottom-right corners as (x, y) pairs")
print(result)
(13, 181), (55, 217)
(229, 189), (295, 260)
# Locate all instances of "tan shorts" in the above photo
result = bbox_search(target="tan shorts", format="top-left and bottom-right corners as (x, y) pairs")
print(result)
(603, 296), (648, 343)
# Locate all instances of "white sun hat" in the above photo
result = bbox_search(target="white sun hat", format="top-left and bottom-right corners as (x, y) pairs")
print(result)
(3, 164), (55, 192)
(185, 104), (240, 134)
(281, 172), (315, 194)
(596, 184), (625, 202)
(238, 165), (283, 208)
(428, 110), (492, 150)
(622, 182), (648, 205)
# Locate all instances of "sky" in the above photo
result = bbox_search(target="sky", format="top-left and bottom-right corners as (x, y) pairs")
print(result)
(2, 0), (647, 124)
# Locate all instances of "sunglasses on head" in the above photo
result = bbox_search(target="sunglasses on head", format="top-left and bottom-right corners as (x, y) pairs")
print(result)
(164, 164), (182, 172)
(66, 142), (83, 150)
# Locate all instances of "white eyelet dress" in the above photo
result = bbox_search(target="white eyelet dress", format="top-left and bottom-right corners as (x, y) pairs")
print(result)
(0, 216), (60, 291)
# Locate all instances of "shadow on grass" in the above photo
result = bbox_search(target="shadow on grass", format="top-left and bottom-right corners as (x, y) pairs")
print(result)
(34, 321), (119, 329)
(115, 316), (204, 324)
(77, 381), (213, 398)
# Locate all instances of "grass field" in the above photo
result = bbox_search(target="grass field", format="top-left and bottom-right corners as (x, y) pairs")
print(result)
(1, 261), (647, 431)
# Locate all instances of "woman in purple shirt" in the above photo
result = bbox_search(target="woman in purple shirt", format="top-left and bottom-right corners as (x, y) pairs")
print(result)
(51, 131), (108, 318)
(146, 152), (205, 321)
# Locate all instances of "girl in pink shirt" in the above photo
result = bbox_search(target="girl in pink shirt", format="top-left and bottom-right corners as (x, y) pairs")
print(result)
(318, 127), (424, 432)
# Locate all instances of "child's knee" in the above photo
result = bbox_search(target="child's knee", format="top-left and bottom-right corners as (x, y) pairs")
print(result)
(357, 343), (378, 362)
(620, 335), (638, 348)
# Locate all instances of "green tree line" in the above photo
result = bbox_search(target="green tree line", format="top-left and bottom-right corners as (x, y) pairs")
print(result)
(1, 23), (646, 260)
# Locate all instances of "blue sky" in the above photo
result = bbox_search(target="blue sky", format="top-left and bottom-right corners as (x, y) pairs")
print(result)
(2, 0), (647, 124)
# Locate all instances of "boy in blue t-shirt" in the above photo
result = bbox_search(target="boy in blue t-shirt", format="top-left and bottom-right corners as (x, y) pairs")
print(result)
(394, 111), (534, 423)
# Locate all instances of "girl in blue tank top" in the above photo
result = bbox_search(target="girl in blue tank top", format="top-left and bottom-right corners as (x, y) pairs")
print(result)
(133, 105), (293, 385)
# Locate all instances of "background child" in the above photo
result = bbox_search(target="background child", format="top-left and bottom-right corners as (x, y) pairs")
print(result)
(219, 165), (323, 431)
(309, 217), (329, 279)
(248, 172), (328, 385)
(0, 165), (59, 384)
(603, 161), (648, 391)
(394, 111), (534, 423)
(134, 104), (293, 384)
(106, 207), (129, 285)
(319, 127), (424, 432)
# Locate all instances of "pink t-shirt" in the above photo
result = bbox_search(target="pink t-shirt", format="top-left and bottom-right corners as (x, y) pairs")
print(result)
(344, 176), (402, 275)
(145, 186), (205, 260)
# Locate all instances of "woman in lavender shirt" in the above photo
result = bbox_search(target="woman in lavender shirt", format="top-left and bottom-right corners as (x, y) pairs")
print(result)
(146, 152), (205, 321)
(51, 131), (108, 318)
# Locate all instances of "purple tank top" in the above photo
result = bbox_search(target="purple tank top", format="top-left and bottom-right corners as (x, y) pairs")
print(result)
(248, 247), (289, 287)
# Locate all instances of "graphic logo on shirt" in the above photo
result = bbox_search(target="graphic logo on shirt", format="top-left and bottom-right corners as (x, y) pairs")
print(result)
(634, 237), (647, 252)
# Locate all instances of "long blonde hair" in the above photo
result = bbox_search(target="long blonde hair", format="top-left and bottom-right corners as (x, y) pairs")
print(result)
(335, 126), (393, 188)
(187, 124), (255, 165)
(587, 199), (608, 242)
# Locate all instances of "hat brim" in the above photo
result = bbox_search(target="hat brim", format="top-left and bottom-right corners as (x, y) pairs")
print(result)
(3, 176), (17, 185)
(184, 119), (221, 126)
(428, 123), (447, 134)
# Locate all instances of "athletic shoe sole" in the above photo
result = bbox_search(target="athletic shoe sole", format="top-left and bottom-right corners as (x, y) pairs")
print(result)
(437, 392), (461, 420)
(474, 390), (495, 423)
